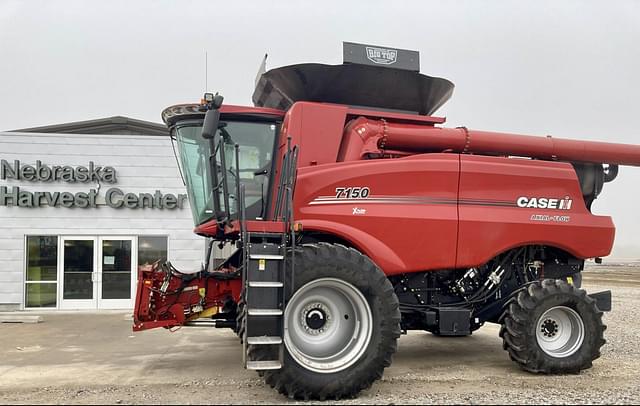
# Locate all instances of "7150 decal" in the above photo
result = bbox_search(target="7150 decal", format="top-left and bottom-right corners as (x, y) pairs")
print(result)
(335, 187), (370, 199)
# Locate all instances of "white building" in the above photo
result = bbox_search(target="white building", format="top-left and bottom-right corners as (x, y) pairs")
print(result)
(0, 116), (204, 311)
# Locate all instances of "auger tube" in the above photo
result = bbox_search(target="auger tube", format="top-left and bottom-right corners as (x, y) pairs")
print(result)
(341, 116), (640, 167)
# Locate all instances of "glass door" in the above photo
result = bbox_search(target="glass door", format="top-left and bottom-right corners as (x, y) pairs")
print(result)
(98, 237), (136, 309)
(59, 236), (97, 309)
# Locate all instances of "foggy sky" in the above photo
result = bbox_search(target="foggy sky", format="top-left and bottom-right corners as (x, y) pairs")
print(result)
(1, 0), (639, 258)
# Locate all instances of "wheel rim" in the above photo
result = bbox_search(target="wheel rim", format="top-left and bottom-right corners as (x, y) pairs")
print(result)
(536, 306), (585, 358)
(284, 278), (373, 373)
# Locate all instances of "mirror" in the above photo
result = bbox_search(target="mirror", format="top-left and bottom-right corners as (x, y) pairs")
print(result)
(201, 93), (224, 139)
(201, 109), (220, 139)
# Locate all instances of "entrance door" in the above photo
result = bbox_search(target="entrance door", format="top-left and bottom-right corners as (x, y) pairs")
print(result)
(59, 236), (136, 310)
(97, 237), (136, 309)
(59, 236), (97, 309)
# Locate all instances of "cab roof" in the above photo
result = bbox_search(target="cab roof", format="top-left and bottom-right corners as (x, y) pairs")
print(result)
(161, 103), (284, 128)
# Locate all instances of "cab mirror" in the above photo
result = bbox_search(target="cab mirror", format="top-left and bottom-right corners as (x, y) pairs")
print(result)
(201, 93), (224, 139)
(202, 109), (220, 139)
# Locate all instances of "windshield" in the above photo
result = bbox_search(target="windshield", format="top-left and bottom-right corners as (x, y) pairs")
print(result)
(174, 120), (277, 226)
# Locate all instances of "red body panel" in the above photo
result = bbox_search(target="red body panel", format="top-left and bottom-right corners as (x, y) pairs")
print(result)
(191, 102), (619, 275)
(281, 103), (350, 167)
(293, 152), (615, 274)
(456, 155), (615, 268)
(294, 155), (460, 274)
(271, 102), (618, 275)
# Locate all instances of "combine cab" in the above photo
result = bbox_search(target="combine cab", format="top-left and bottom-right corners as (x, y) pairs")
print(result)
(133, 43), (637, 400)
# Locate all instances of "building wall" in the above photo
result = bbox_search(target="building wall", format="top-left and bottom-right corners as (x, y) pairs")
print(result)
(0, 131), (204, 309)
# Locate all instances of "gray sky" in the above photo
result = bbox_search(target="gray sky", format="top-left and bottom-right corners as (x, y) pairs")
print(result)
(1, 0), (639, 258)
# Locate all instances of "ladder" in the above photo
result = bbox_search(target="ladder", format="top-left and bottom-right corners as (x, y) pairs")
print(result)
(241, 139), (297, 371)
(242, 233), (286, 370)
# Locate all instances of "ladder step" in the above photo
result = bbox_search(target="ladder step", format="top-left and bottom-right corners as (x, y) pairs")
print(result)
(249, 254), (284, 260)
(248, 281), (284, 288)
(246, 360), (282, 370)
(246, 336), (283, 345)
(247, 308), (283, 316)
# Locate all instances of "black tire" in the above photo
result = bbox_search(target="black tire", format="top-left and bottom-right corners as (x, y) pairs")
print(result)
(252, 243), (401, 400)
(499, 279), (606, 373)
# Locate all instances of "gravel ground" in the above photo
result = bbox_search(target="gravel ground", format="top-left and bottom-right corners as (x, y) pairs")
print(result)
(1, 266), (638, 404)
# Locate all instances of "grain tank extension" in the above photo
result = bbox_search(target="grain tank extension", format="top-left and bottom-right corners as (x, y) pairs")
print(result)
(133, 43), (636, 400)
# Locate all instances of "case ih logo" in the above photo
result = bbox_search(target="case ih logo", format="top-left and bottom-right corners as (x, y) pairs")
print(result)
(517, 196), (573, 210)
(366, 46), (397, 65)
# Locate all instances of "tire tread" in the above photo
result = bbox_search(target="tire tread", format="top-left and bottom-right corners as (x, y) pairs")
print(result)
(254, 243), (400, 400)
(500, 279), (606, 374)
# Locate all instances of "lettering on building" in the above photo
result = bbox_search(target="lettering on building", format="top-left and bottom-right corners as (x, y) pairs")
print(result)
(0, 159), (186, 210)
(1, 160), (116, 183)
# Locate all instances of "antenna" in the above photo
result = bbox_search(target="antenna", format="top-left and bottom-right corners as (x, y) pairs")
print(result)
(205, 51), (208, 92)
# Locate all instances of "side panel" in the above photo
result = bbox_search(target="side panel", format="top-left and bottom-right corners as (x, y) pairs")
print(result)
(294, 154), (459, 275)
(281, 102), (349, 167)
(456, 155), (615, 268)
(269, 102), (349, 219)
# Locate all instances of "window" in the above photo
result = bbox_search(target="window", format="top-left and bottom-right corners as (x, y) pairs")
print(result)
(101, 239), (132, 300)
(174, 120), (277, 225)
(25, 236), (58, 308)
(23, 235), (171, 309)
(138, 236), (168, 266)
(174, 125), (215, 226)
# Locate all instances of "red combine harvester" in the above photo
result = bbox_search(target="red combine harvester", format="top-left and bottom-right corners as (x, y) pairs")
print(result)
(134, 43), (637, 400)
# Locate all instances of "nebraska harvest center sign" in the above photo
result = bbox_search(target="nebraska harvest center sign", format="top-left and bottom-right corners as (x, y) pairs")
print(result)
(0, 159), (187, 209)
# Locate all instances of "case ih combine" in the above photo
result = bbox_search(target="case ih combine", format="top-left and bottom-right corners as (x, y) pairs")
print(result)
(133, 43), (636, 399)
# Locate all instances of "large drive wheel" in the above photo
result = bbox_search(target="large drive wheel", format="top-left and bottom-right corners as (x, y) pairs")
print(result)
(500, 279), (606, 373)
(252, 243), (401, 400)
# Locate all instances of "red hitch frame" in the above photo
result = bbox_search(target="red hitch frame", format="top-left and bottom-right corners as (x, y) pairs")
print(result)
(133, 262), (241, 331)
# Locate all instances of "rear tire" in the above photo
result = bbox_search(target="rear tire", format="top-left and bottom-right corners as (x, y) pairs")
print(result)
(252, 243), (401, 400)
(500, 279), (605, 373)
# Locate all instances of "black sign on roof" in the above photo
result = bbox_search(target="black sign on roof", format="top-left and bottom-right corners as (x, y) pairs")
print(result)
(343, 41), (420, 72)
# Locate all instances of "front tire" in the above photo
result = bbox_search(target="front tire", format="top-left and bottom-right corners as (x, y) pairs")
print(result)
(500, 279), (606, 373)
(253, 243), (401, 400)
